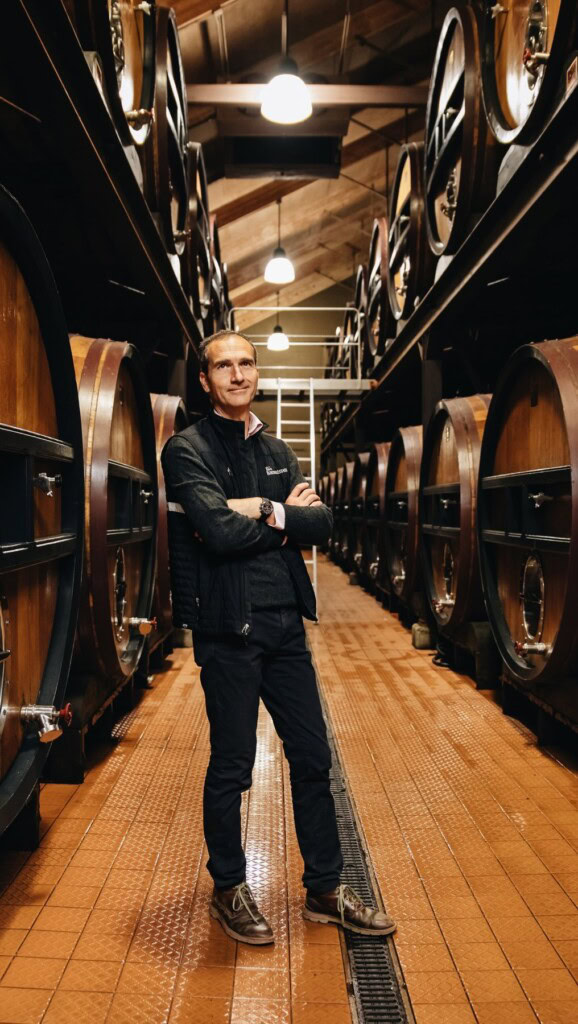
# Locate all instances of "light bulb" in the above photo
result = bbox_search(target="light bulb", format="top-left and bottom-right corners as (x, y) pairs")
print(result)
(267, 325), (290, 351)
(264, 247), (295, 284)
(260, 73), (312, 125)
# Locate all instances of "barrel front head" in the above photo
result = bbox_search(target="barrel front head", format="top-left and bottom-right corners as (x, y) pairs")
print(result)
(478, 339), (578, 684)
(363, 442), (391, 592)
(480, 0), (577, 145)
(72, 338), (158, 699)
(387, 143), (433, 323)
(385, 426), (423, 602)
(0, 186), (84, 830)
(425, 6), (499, 257)
(421, 395), (491, 633)
(366, 218), (394, 363)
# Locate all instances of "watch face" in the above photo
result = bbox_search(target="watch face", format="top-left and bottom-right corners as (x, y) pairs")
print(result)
(261, 499), (274, 518)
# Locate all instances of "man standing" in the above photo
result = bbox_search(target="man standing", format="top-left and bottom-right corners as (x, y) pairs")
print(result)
(162, 329), (396, 945)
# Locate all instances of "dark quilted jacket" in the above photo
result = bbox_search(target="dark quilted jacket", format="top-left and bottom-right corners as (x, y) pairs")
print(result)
(160, 410), (332, 638)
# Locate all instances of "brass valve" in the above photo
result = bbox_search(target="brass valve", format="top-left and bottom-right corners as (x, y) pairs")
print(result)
(126, 109), (154, 128)
(514, 640), (551, 657)
(33, 472), (62, 497)
(128, 617), (157, 636)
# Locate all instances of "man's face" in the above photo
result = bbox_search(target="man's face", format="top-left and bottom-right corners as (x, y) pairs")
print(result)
(199, 335), (259, 415)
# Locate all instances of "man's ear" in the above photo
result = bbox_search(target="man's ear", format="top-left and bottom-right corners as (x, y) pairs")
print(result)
(199, 371), (210, 394)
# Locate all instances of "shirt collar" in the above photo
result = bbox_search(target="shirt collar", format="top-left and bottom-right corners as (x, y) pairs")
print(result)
(212, 407), (264, 440)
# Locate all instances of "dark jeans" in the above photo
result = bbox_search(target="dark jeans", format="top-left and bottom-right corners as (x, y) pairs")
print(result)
(195, 606), (343, 892)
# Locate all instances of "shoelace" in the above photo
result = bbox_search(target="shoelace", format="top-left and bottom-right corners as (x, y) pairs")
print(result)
(231, 882), (259, 923)
(336, 883), (365, 926)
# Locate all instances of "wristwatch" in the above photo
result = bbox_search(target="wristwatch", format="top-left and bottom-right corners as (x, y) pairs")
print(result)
(259, 498), (274, 521)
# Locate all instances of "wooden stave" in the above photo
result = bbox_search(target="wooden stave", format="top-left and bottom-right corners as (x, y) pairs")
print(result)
(384, 426), (423, 602)
(387, 143), (434, 323)
(478, 338), (578, 685)
(71, 0), (157, 147)
(366, 217), (393, 362)
(362, 442), (391, 590)
(143, 5), (189, 256)
(425, 5), (499, 257)
(151, 394), (188, 645)
(0, 186), (84, 834)
(349, 452), (372, 576)
(71, 337), (158, 708)
(480, 0), (577, 146)
(420, 394), (491, 633)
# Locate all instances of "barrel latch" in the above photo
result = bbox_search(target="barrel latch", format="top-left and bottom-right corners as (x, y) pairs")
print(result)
(20, 702), (72, 743)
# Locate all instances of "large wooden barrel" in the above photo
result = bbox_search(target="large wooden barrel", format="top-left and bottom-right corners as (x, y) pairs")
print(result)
(336, 461), (356, 568)
(478, 338), (578, 684)
(384, 426), (423, 602)
(0, 186), (84, 836)
(425, 6), (499, 257)
(337, 305), (358, 379)
(353, 264), (368, 379)
(151, 394), (188, 649)
(366, 218), (394, 365)
(387, 143), (433, 323)
(70, 0), (156, 146)
(481, 0), (577, 145)
(70, 337), (157, 714)
(330, 465), (346, 561)
(209, 215), (227, 332)
(420, 395), (491, 633)
(362, 443), (391, 593)
(350, 453), (372, 577)
(143, 5), (189, 257)
(181, 142), (212, 326)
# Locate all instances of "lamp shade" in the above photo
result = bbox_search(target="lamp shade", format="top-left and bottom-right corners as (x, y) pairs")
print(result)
(266, 325), (290, 351)
(264, 246), (295, 284)
(260, 71), (312, 125)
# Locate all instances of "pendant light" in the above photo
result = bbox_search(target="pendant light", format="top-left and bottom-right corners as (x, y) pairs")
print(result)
(261, 1), (312, 125)
(264, 198), (295, 285)
(267, 293), (290, 351)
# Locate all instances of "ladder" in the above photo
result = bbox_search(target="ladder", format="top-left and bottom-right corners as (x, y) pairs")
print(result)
(276, 379), (317, 597)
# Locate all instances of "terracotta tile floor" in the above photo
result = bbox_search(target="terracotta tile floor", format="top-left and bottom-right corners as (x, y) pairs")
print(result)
(307, 557), (578, 1024)
(0, 644), (350, 1023)
(2, 556), (578, 1022)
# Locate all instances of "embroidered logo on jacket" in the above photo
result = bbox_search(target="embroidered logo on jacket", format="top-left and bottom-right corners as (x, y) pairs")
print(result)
(265, 466), (288, 475)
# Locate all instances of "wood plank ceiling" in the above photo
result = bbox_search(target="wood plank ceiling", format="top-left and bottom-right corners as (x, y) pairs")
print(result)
(171, 0), (447, 329)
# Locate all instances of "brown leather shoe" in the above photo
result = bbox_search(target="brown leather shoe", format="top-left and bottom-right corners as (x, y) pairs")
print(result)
(210, 883), (274, 945)
(303, 884), (396, 936)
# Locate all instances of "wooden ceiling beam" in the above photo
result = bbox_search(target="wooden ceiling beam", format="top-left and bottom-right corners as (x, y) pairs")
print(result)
(186, 83), (428, 107)
(212, 106), (423, 228)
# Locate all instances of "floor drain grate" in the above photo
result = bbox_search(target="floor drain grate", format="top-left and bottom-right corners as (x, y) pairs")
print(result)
(324, 724), (410, 1024)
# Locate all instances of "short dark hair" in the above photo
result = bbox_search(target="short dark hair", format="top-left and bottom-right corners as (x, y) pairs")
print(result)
(199, 329), (257, 374)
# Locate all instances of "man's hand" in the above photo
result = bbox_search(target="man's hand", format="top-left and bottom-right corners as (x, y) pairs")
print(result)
(285, 482), (323, 507)
(227, 497), (275, 525)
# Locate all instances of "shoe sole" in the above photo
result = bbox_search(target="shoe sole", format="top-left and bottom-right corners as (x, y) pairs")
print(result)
(209, 904), (275, 945)
(303, 906), (397, 936)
